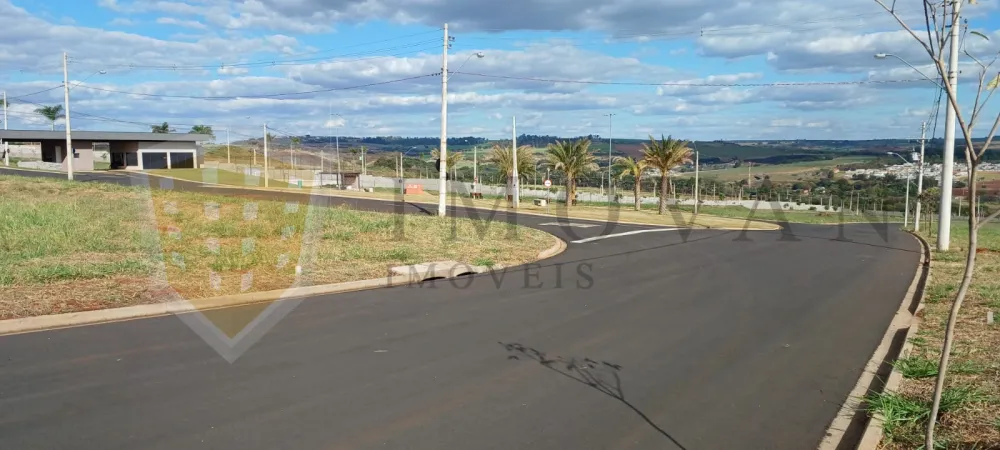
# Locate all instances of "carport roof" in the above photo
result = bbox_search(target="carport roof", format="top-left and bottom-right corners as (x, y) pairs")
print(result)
(0, 130), (212, 142)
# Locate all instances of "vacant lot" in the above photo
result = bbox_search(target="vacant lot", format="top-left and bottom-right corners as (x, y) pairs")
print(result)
(873, 222), (1000, 449)
(675, 156), (875, 182)
(672, 205), (902, 225)
(0, 175), (553, 320)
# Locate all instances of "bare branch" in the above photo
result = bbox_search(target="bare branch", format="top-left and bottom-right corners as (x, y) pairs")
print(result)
(977, 111), (1000, 161)
(876, 0), (938, 58)
(976, 206), (1000, 231)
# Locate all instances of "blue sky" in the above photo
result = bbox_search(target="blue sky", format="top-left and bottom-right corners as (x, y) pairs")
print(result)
(2, 0), (999, 141)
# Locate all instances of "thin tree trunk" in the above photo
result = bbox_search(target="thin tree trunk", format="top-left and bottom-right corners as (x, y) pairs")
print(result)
(634, 175), (641, 211)
(658, 174), (668, 215)
(566, 175), (574, 208)
(926, 164), (979, 447)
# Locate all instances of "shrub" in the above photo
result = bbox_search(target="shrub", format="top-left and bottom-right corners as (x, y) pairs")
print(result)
(809, 206), (817, 211)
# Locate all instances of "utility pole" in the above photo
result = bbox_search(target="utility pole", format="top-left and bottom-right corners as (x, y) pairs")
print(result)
(335, 127), (341, 188)
(915, 121), (927, 231)
(694, 150), (700, 214)
(3, 90), (8, 167)
(606, 113), (615, 198)
(473, 145), (478, 194)
(63, 52), (74, 181)
(904, 167), (912, 228)
(263, 123), (269, 188)
(437, 23), (451, 217)
(512, 116), (519, 208)
(938, 0), (961, 251)
(225, 127), (231, 164)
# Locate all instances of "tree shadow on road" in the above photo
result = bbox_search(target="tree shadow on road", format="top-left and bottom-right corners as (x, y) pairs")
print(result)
(499, 342), (688, 450)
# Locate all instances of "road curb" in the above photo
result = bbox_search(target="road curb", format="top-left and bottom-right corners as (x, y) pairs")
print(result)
(818, 230), (930, 450)
(537, 236), (567, 259)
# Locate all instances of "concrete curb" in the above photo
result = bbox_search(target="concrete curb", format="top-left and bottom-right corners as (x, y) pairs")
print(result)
(537, 236), (567, 260)
(818, 230), (931, 450)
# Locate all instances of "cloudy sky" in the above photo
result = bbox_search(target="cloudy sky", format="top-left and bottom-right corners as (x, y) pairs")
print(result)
(1, 0), (999, 141)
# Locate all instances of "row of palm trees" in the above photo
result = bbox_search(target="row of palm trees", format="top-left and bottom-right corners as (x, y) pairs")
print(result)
(477, 135), (693, 214)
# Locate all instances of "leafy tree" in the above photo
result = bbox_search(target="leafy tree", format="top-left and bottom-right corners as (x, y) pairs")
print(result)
(34, 105), (63, 131)
(487, 143), (535, 189)
(189, 125), (213, 136)
(546, 139), (596, 208)
(641, 134), (692, 215)
(151, 122), (172, 133)
(613, 156), (646, 211)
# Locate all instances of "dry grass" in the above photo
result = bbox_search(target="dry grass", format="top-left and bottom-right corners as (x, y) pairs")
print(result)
(877, 223), (1000, 449)
(0, 175), (553, 320)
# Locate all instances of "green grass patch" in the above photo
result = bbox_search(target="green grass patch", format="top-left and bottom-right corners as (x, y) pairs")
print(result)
(925, 283), (957, 304)
(894, 355), (939, 379)
(867, 386), (985, 448)
(472, 257), (496, 267)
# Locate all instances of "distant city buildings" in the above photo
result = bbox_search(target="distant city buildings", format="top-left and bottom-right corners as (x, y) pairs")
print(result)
(843, 162), (1000, 180)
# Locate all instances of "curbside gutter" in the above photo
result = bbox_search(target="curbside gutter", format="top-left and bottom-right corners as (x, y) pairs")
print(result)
(0, 236), (566, 337)
(818, 231), (931, 450)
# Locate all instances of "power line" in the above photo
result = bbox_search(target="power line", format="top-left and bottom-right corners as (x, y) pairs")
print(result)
(69, 37), (442, 71)
(73, 73), (439, 100)
(449, 71), (928, 87)
(5, 85), (65, 100)
(469, 7), (922, 41)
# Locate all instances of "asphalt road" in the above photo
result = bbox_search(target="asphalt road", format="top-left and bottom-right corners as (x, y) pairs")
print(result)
(0, 168), (921, 449)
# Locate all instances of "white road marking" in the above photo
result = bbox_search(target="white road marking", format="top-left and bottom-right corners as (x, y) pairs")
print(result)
(538, 222), (599, 228)
(571, 228), (678, 244)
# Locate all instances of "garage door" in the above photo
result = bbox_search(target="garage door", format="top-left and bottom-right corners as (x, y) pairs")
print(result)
(169, 152), (195, 169)
(142, 152), (168, 170)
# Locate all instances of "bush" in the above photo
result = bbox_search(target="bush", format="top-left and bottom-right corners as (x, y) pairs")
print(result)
(809, 206), (817, 211)
(824, 205), (830, 211)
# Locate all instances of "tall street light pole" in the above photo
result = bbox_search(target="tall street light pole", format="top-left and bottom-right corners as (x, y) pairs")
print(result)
(512, 116), (519, 208)
(937, 0), (961, 251)
(694, 150), (700, 215)
(889, 152), (912, 227)
(605, 113), (615, 198)
(915, 121), (927, 231)
(62, 52), (74, 181)
(263, 123), (269, 188)
(3, 90), (8, 167)
(437, 23), (451, 217)
(225, 127), (231, 164)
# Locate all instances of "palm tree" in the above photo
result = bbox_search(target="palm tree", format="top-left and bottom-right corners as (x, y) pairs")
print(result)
(641, 134), (692, 215)
(613, 156), (646, 211)
(546, 139), (597, 208)
(189, 125), (213, 137)
(151, 122), (171, 133)
(431, 147), (465, 176)
(488, 143), (535, 191)
(34, 105), (63, 130)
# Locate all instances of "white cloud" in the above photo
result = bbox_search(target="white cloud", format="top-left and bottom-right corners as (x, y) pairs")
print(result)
(109, 17), (135, 26)
(156, 17), (208, 30)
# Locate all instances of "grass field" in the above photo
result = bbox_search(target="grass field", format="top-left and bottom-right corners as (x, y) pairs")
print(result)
(674, 156), (875, 182)
(671, 205), (902, 225)
(871, 221), (1000, 449)
(0, 175), (554, 320)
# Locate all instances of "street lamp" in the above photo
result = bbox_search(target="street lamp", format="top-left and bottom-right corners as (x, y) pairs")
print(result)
(438, 46), (486, 217)
(873, 53), (942, 87)
(329, 111), (343, 188)
(888, 151), (914, 228)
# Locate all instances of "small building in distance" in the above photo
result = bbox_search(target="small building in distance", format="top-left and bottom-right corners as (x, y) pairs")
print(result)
(0, 130), (212, 171)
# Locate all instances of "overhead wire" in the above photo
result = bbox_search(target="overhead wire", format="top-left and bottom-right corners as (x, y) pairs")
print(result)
(69, 38), (441, 71)
(72, 73), (439, 100)
(448, 71), (928, 87)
